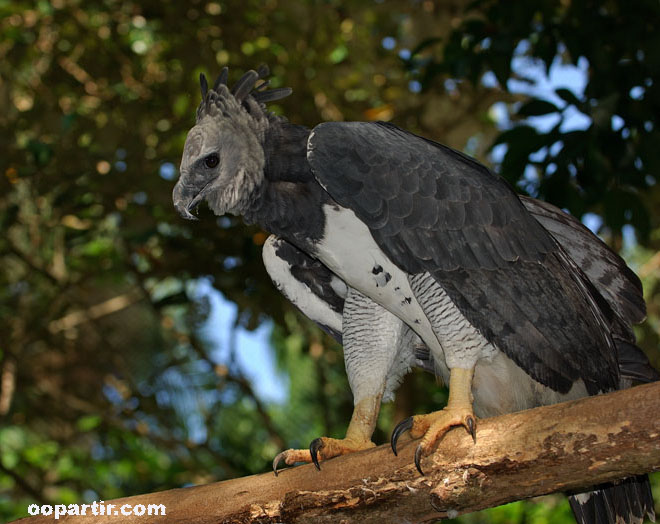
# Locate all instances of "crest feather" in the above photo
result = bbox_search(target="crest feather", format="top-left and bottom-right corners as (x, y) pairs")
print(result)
(256, 64), (269, 79)
(231, 70), (259, 101)
(196, 64), (292, 121)
(199, 73), (209, 98)
(253, 87), (293, 103)
(213, 67), (229, 90)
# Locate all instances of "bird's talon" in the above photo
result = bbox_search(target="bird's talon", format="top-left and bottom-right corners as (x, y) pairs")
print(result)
(272, 451), (286, 476)
(310, 437), (324, 470)
(397, 397), (477, 475)
(273, 436), (375, 475)
(391, 416), (413, 456)
(414, 445), (425, 476)
(466, 415), (477, 442)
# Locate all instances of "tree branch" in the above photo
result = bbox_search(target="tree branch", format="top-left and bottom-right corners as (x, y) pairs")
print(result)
(0, 462), (48, 506)
(13, 382), (660, 524)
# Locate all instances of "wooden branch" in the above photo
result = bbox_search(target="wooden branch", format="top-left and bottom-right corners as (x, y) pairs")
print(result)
(13, 382), (660, 524)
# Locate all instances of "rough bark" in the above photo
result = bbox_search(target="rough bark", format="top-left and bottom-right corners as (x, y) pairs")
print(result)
(14, 382), (660, 524)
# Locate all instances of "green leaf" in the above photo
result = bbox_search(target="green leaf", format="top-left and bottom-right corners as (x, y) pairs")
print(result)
(491, 125), (540, 147)
(24, 441), (58, 465)
(490, 53), (512, 88)
(173, 94), (190, 118)
(26, 139), (53, 166)
(77, 414), (102, 431)
(329, 44), (348, 64)
(555, 88), (581, 107)
(517, 99), (561, 117)
(411, 37), (443, 57)
(80, 237), (114, 257)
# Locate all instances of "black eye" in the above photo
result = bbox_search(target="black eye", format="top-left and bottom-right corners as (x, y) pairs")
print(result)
(204, 153), (219, 168)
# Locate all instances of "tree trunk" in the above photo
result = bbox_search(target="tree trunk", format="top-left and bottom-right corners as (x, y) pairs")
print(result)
(14, 382), (660, 524)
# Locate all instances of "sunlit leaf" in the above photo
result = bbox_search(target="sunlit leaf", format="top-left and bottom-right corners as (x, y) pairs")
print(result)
(77, 415), (102, 432)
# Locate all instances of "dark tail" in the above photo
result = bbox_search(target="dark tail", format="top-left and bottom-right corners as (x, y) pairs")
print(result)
(616, 339), (660, 384)
(568, 340), (657, 524)
(569, 476), (655, 524)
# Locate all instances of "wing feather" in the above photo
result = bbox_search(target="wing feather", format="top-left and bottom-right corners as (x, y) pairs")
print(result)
(521, 196), (646, 326)
(308, 121), (620, 393)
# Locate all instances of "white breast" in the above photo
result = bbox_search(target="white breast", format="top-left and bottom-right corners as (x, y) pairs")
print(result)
(314, 204), (443, 356)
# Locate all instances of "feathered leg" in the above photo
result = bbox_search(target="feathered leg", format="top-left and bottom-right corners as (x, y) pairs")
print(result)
(273, 288), (415, 475)
(391, 272), (486, 474)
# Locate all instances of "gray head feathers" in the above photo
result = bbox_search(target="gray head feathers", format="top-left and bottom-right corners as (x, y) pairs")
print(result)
(180, 65), (287, 220)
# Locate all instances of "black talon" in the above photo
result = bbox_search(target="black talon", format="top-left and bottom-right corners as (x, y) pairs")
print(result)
(309, 438), (324, 470)
(391, 416), (413, 456)
(414, 445), (425, 476)
(466, 416), (477, 442)
(272, 451), (286, 476)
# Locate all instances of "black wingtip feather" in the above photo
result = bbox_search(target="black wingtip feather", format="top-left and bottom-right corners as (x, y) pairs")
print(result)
(617, 340), (660, 384)
(569, 476), (655, 524)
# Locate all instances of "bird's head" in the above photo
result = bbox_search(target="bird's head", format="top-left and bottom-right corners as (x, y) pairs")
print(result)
(173, 65), (292, 219)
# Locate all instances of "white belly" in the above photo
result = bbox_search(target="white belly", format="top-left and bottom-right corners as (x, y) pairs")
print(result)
(314, 204), (444, 358)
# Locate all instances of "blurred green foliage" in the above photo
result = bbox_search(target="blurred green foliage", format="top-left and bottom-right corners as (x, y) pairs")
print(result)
(0, 0), (657, 522)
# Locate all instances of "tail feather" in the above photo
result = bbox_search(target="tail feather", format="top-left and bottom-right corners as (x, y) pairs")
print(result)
(616, 339), (660, 384)
(569, 475), (656, 524)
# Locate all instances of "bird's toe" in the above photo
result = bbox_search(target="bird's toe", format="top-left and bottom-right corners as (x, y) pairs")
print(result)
(272, 436), (375, 475)
(396, 406), (478, 475)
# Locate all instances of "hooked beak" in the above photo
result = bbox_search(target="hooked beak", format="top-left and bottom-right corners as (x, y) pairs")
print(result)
(172, 174), (201, 221)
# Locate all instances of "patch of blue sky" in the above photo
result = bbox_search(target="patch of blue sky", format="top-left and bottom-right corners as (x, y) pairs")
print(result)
(159, 162), (177, 181)
(629, 85), (645, 100)
(486, 42), (588, 160)
(484, 41), (632, 243)
(621, 225), (637, 251)
(490, 142), (507, 164)
(195, 278), (287, 405)
(502, 41), (591, 134)
(581, 213), (603, 235)
(611, 115), (625, 132)
(381, 36), (396, 50)
(408, 80), (422, 93)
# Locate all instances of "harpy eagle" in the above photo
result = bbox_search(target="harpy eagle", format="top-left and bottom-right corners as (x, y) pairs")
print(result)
(173, 66), (657, 524)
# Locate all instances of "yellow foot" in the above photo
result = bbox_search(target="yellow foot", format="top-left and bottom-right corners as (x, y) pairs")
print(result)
(391, 407), (477, 475)
(272, 437), (375, 475)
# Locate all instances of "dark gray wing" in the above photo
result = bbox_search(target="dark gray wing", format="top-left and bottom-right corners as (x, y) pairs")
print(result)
(521, 196), (646, 326)
(308, 121), (619, 394)
(521, 197), (658, 384)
